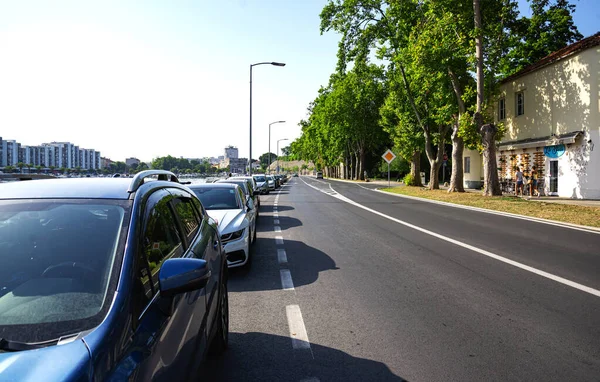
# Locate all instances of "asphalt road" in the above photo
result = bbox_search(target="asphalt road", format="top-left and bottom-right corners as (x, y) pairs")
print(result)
(205, 176), (600, 382)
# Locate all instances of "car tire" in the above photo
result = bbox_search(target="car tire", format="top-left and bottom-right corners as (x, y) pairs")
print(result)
(208, 272), (229, 356)
(253, 222), (257, 242)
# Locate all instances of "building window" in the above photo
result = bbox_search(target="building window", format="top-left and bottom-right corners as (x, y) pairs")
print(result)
(464, 157), (471, 174)
(498, 98), (506, 120)
(516, 91), (524, 116)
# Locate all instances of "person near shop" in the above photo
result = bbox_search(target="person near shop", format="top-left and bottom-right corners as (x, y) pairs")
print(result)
(530, 165), (540, 197)
(515, 167), (524, 196)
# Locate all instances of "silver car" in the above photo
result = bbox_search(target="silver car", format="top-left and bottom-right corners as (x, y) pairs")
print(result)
(188, 183), (256, 268)
(265, 175), (276, 191)
(252, 174), (269, 195)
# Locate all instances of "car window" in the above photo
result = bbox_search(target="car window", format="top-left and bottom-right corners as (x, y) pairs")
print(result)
(173, 197), (200, 242)
(0, 199), (127, 343)
(191, 196), (206, 219)
(191, 187), (240, 210)
(254, 175), (266, 182)
(140, 195), (184, 297)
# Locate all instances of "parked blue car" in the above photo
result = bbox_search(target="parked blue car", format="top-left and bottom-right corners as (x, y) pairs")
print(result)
(0, 170), (228, 381)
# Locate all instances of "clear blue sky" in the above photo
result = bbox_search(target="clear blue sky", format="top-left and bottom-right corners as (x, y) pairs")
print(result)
(0, 0), (597, 162)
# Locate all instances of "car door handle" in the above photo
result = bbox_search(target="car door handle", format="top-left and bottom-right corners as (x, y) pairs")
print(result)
(213, 240), (219, 250)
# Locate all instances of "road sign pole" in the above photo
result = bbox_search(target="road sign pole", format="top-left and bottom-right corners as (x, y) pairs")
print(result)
(388, 162), (390, 187)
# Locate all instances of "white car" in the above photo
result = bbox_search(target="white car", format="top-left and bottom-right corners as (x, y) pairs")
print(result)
(265, 175), (276, 191)
(252, 174), (269, 194)
(188, 183), (256, 268)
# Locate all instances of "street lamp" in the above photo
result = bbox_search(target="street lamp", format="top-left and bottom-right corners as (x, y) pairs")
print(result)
(268, 120), (286, 174)
(249, 61), (286, 175)
(276, 138), (289, 175)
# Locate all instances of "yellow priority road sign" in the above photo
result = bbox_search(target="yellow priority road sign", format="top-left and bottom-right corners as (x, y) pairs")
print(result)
(382, 149), (396, 164)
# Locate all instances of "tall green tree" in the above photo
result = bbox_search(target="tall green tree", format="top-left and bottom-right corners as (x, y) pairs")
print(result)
(259, 152), (278, 171)
(501, 0), (582, 76)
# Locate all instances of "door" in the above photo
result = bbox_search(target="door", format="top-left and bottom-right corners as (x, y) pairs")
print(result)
(549, 160), (558, 194)
(189, 195), (222, 339)
(114, 189), (206, 381)
(170, 188), (220, 348)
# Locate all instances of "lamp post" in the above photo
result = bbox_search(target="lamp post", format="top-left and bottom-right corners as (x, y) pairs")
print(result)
(249, 61), (286, 175)
(268, 120), (285, 174)
(276, 138), (288, 175)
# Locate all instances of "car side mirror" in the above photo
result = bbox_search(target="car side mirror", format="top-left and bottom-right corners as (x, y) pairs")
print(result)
(159, 258), (211, 299)
(246, 198), (255, 210)
(253, 190), (260, 196)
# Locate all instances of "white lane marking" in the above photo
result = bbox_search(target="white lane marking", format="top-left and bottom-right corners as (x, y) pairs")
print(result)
(275, 236), (284, 245)
(273, 208), (278, 211)
(280, 269), (294, 290)
(300, 176), (600, 298)
(274, 219), (280, 224)
(300, 378), (320, 382)
(286, 305), (312, 352)
(274, 212), (279, 218)
(277, 248), (288, 264)
(274, 226), (282, 232)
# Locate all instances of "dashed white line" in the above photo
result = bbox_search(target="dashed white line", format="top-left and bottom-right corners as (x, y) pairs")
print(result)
(274, 212), (279, 218)
(280, 269), (294, 290)
(275, 236), (284, 245)
(274, 219), (280, 224)
(274, 226), (282, 232)
(277, 249), (288, 264)
(286, 305), (311, 351)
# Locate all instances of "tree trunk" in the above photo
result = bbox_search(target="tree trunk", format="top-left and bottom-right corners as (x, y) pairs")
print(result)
(481, 124), (502, 195)
(429, 163), (441, 189)
(354, 152), (360, 180)
(410, 150), (423, 186)
(423, 126), (448, 190)
(344, 156), (348, 179)
(447, 68), (466, 193)
(359, 150), (366, 180)
(448, 123), (465, 192)
(474, 0), (484, 113)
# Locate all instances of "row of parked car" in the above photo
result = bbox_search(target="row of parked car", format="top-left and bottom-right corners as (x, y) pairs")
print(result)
(0, 170), (288, 381)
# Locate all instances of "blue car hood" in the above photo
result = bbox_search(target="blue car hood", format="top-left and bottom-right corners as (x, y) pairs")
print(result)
(0, 339), (91, 381)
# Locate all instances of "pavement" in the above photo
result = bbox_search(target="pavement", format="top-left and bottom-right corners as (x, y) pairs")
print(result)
(203, 176), (600, 381)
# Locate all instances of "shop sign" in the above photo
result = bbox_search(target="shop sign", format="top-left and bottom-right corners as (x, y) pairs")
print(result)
(544, 144), (566, 158)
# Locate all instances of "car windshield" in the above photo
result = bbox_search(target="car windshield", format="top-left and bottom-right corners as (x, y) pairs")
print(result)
(192, 188), (240, 210)
(253, 176), (266, 182)
(0, 199), (127, 343)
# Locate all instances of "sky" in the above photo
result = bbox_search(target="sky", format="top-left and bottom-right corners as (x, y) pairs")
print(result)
(0, 0), (598, 163)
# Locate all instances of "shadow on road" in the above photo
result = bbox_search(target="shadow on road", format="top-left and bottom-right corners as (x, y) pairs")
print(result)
(203, 332), (407, 381)
(228, 239), (337, 292)
(255, 215), (303, 233)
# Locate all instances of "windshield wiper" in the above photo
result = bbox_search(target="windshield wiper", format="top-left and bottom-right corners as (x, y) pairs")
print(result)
(0, 337), (58, 352)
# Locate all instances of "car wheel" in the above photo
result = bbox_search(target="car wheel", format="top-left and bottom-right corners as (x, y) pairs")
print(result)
(208, 273), (229, 356)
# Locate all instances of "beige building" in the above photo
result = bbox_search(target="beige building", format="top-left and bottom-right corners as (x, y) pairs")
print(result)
(464, 32), (600, 198)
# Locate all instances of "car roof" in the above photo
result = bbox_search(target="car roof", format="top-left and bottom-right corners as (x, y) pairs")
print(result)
(187, 183), (239, 190)
(0, 178), (134, 200)
(216, 179), (249, 189)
